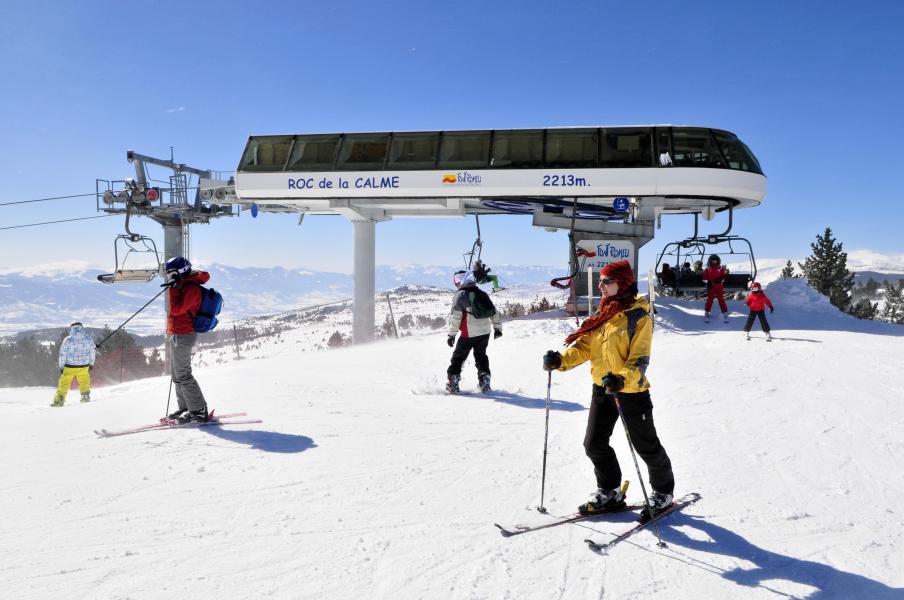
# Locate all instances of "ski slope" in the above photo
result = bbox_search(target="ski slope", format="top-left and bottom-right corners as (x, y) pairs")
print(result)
(1, 280), (902, 599)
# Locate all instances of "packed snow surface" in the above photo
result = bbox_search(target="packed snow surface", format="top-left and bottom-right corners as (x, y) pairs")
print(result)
(1, 279), (902, 599)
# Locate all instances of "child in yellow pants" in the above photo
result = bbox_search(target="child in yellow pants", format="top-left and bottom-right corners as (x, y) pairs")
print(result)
(53, 367), (91, 406)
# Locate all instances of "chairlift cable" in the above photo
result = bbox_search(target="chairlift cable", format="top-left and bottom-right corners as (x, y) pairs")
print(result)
(0, 214), (118, 231)
(0, 192), (96, 207)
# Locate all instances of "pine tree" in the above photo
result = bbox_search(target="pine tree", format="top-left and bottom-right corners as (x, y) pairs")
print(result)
(881, 284), (904, 324)
(780, 260), (798, 279)
(798, 227), (855, 311)
(848, 298), (878, 320)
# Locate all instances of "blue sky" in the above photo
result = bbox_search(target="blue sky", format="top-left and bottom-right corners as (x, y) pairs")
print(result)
(1, 0), (901, 275)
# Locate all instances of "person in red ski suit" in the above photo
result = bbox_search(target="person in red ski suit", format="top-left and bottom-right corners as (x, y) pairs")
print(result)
(702, 254), (729, 320)
(744, 281), (774, 340)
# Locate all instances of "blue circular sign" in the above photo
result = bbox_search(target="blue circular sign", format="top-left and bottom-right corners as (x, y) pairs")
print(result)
(613, 197), (629, 212)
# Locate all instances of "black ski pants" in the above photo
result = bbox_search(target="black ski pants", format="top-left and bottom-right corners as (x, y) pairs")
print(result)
(447, 333), (490, 377)
(584, 385), (674, 495)
(744, 310), (771, 333)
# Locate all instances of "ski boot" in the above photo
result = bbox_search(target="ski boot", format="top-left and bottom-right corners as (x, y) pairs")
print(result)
(445, 374), (461, 395)
(578, 486), (626, 515)
(745, 332), (751, 340)
(478, 371), (491, 393)
(639, 491), (674, 522)
(176, 408), (209, 424)
(722, 312), (729, 323)
(51, 394), (65, 407)
(80, 391), (91, 403)
(704, 311), (711, 323)
(161, 408), (187, 424)
(766, 331), (773, 342)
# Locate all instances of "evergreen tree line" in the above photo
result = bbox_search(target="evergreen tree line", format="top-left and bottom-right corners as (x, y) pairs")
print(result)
(781, 227), (904, 324)
(0, 326), (165, 388)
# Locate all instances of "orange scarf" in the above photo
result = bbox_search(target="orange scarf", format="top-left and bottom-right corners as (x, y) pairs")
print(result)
(564, 290), (636, 346)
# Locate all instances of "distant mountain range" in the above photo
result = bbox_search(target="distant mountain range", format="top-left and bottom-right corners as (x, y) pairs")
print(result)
(2, 252), (901, 338)
(0, 261), (567, 336)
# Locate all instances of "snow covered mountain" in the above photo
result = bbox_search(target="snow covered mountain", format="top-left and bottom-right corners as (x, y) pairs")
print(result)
(2, 277), (902, 599)
(0, 262), (566, 337)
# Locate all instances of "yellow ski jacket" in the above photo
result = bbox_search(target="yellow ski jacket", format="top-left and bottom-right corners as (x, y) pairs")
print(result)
(558, 297), (652, 392)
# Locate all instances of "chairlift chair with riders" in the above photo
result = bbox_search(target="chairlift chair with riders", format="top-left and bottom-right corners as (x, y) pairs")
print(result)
(463, 215), (505, 292)
(654, 209), (757, 299)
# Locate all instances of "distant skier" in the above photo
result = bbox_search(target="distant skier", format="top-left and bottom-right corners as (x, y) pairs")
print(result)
(52, 322), (96, 406)
(744, 281), (774, 341)
(446, 270), (502, 394)
(702, 254), (730, 322)
(542, 260), (675, 520)
(163, 256), (210, 423)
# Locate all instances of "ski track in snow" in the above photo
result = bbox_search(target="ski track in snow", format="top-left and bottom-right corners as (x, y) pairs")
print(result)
(1, 280), (903, 599)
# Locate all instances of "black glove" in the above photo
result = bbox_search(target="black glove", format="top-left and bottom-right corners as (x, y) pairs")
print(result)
(601, 372), (625, 393)
(770, 307), (774, 313)
(160, 279), (177, 288)
(542, 350), (562, 371)
(494, 329), (502, 339)
(447, 335), (455, 347)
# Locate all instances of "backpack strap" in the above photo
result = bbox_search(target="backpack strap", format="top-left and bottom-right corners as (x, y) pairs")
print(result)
(624, 307), (648, 342)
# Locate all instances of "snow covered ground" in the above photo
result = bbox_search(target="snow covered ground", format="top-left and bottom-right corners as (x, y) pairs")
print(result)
(1, 279), (903, 599)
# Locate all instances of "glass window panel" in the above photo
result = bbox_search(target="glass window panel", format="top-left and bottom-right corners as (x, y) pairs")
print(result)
(335, 133), (390, 171)
(438, 131), (491, 169)
(545, 129), (599, 168)
(387, 132), (439, 170)
(671, 128), (727, 168)
(286, 134), (340, 171)
(491, 130), (544, 168)
(600, 128), (653, 168)
(712, 130), (763, 174)
(238, 136), (293, 172)
(655, 128), (673, 166)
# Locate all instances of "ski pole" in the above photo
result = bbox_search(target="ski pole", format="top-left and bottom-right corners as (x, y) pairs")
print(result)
(538, 370), (553, 513)
(95, 287), (167, 350)
(163, 375), (174, 420)
(611, 391), (666, 548)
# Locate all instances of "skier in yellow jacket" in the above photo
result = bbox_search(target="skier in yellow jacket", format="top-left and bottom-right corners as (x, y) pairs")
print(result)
(543, 260), (675, 519)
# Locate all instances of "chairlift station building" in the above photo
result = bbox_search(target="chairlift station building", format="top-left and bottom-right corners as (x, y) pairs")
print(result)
(102, 126), (767, 343)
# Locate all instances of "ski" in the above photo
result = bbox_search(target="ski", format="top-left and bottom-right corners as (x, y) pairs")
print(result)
(496, 502), (645, 537)
(94, 411), (249, 437)
(584, 492), (702, 553)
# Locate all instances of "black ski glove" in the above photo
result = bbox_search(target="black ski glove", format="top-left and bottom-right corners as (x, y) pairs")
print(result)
(770, 307), (774, 313)
(602, 372), (625, 393)
(543, 350), (562, 371)
(447, 335), (455, 347)
(160, 279), (177, 288)
(494, 329), (502, 339)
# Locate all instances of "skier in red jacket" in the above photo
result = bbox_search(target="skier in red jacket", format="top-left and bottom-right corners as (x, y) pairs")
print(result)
(744, 281), (774, 341)
(163, 256), (210, 422)
(702, 254), (730, 322)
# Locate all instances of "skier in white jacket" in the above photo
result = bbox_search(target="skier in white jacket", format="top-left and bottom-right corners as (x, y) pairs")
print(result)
(53, 322), (96, 406)
(446, 271), (502, 394)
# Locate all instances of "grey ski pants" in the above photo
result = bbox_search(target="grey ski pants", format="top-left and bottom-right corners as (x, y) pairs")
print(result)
(170, 333), (206, 412)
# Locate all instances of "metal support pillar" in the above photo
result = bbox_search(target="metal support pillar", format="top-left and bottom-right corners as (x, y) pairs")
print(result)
(161, 222), (184, 367)
(352, 219), (376, 344)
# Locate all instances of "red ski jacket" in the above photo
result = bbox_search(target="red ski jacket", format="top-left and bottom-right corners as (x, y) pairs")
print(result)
(702, 265), (728, 287)
(167, 271), (210, 334)
(745, 290), (774, 312)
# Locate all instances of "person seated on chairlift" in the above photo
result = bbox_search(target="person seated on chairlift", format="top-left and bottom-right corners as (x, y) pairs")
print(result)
(472, 260), (504, 292)
(658, 264), (678, 288)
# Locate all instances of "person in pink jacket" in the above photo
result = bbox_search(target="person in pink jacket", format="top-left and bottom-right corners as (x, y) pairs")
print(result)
(744, 281), (774, 340)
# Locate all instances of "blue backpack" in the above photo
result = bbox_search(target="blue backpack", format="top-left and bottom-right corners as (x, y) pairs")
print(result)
(187, 283), (223, 333)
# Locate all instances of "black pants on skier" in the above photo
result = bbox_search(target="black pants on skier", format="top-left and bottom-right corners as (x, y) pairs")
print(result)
(584, 385), (674, 495)
(744, 310), (771, 333)
(447, 334), (490, 377)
